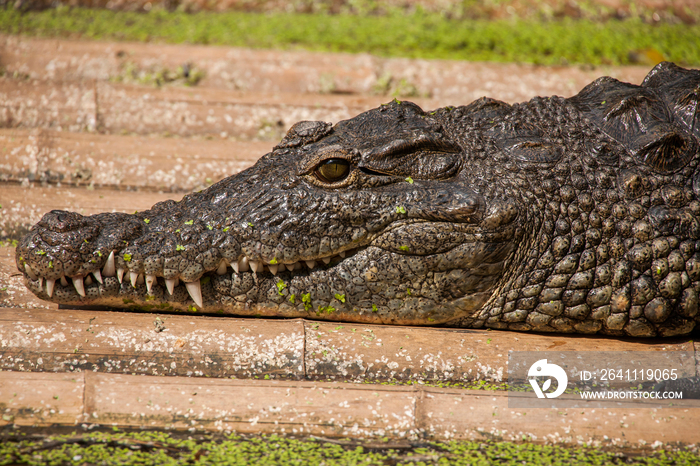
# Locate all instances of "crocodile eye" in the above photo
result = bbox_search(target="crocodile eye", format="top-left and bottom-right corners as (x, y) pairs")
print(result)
(315, 158), (350, 183)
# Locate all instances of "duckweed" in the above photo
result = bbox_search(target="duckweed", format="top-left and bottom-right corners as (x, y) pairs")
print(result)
(0, 429), (697, 465)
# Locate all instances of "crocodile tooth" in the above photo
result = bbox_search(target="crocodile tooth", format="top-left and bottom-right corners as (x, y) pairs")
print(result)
(338, 251), (346, 258)
(102, 251), (116, 277)
(130, 272), (139, 287)
(322, 256), (331, 264)
(268, 264), (278, 275)
(217, 260), (228, 275)
(250, 259), (263, 274)
(85, 275), (93, 286)
(117, 268), (125, 283)
(290, 262), (300, 271)
(46, 279), (55, 297)
(165, 277), (178, 295)
(185, 280), (203, 307)
(60, 276), (68, 287)
(238, 257), (250, 272)
(24, 264), (38, 280)
(277, 263), (286, 272)
(92, 269), (103, 284)
(231, 261), (239, 274)
(305, 260), (316, 269)
(146, 274), (156, 293)
(73, 276), (86, 297)
(137, 274), (144, 285)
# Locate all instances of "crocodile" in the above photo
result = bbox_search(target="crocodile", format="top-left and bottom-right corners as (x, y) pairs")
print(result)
(15, 62), (700, 337)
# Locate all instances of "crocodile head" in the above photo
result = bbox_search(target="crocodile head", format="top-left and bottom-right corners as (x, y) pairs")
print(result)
(16, 62), (700, 337)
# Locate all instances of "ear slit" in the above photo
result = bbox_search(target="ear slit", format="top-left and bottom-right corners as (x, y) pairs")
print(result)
(359, 167), (390, 176)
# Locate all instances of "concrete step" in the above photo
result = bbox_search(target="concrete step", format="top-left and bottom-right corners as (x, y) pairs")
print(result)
(0, 78), (392, 139)
(1, 306), (692, 381)
(1, 35), (652, 103)
(1, 369), (699, 442)
(0, 35), (654, 140)
(0, 128), (270, 191)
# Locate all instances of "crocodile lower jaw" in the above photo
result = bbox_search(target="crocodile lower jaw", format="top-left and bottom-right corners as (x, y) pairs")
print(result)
(23, 247), (360, 309)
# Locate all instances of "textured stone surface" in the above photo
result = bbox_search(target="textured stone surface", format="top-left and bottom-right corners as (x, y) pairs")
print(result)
(2, 370), (700, 443)
(4, 308), (692, 383)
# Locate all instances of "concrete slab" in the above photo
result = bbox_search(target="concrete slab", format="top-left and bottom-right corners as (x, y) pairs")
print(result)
(2, 371), (699, 444)
(0, 128), (270, 191)
(303, 320), (695, 383)
(0, 307), (694, 383)
(0, 371), (85, 427)
(0, 308), (305, 379)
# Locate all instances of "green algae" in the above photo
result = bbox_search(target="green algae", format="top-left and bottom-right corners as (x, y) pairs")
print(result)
(358, 378), (512, 391)
(1, 7), (699, 66)
(0, 429), (697, 465)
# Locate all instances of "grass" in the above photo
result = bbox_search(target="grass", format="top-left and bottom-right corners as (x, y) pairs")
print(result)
(1, 6), (699, 66)
(1, 429), (698, 465)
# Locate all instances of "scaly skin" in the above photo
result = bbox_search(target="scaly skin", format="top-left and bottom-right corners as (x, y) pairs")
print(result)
(15, 62), (700, 337)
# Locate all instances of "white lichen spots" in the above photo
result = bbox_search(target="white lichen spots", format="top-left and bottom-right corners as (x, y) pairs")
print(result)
(304, 323), (502, 384)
